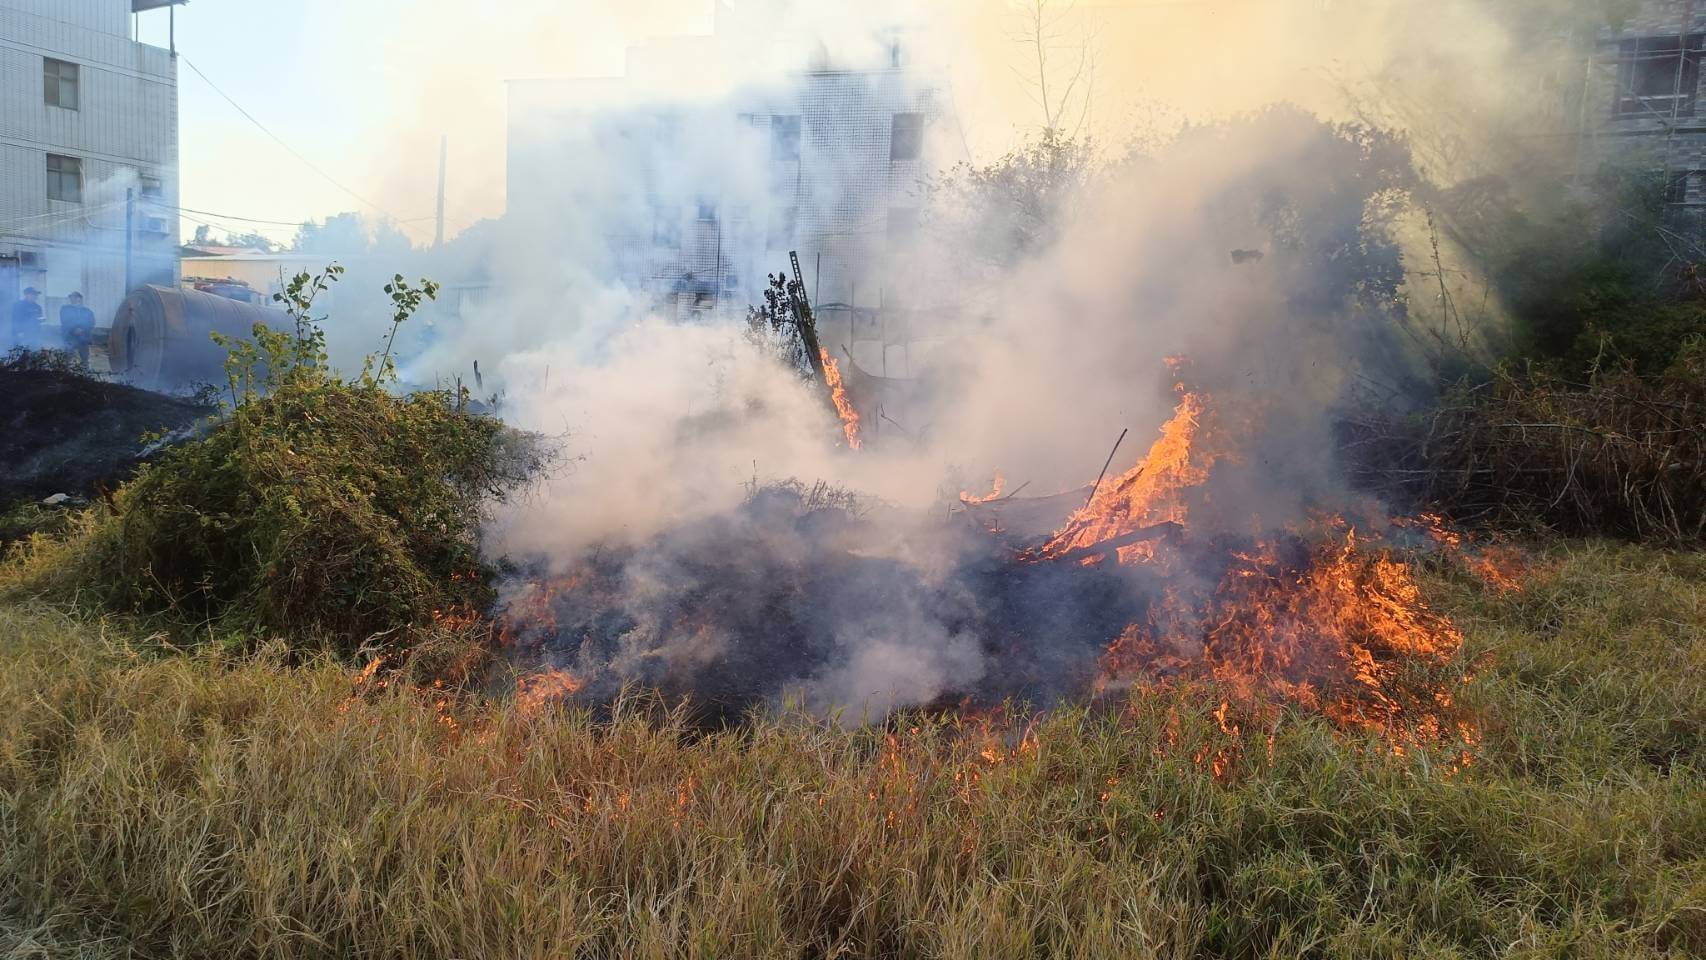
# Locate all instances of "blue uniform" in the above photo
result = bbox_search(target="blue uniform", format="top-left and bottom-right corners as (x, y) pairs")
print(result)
(9, 299), (43, 351)
(61, 303), (96, 365)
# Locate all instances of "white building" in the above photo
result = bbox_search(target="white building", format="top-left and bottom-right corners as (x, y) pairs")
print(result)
(505, 3), (943, 373)
(0, 0), (179, 338)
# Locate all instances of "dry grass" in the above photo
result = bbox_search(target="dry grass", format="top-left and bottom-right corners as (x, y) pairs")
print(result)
(1, 542), (1703, 959)
(1345, 348), (1706, 543)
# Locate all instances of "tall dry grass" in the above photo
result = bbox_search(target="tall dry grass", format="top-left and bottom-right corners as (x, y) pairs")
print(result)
(1, 542), (1703, 959)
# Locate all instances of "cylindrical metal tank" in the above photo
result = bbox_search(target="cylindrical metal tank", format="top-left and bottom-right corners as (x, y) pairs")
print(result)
(108, 285), (294, 391)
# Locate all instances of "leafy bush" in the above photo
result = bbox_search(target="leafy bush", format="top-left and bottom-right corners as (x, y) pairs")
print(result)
(12, 268), (542, 657)
(1452, 166), (1706, 377)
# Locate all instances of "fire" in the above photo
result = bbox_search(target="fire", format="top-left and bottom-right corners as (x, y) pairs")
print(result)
(492, 353), (1486, 767)
(1031, 364), (1478, 759)
(960, 472), (1006, 505)
(1394, 514), (1532, 595)
(430, 604), (484, 631)
(1468, 545), (1528, 595)
(1030, 382), (1220, 563)
(820, 348), (863, 449)
(1193, 530), (1467, 747)
(515, 667), (585, 716)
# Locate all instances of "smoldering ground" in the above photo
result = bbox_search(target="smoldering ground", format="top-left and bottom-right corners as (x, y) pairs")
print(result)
(339, 0), (1606, 720)
(483, 105), (1447, 719)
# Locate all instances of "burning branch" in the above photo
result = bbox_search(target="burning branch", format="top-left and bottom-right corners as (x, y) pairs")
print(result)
(821, 348), (863, 449)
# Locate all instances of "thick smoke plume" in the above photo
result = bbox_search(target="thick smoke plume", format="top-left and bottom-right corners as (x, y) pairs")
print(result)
(485, 110), (1431, 717)
(434, 1), (1584, 717)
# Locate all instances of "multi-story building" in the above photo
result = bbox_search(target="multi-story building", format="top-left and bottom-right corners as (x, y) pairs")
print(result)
(505, 3), (941, 373)
(0, 0), (179, 339)
(1591, 1), (1706, 210)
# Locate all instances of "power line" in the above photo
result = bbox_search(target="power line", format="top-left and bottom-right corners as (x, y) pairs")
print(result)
(174, 204), (436, 228)
(179, 55), (402, 222)
(0, 200), (127, 230)
(174, 206), (323, 228)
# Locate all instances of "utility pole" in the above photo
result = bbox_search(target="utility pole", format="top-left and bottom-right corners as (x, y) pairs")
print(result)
(435, 135), (447, 248)
(124, 187), (135, 294)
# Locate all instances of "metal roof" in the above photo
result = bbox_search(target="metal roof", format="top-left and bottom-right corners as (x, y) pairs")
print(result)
(131, 1), (187, 11)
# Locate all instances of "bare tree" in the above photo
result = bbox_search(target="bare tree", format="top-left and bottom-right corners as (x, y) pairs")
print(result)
(1010, 0), (1099, 136)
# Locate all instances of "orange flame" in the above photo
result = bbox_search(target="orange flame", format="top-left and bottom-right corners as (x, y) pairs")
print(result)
(1394, 514), (1532, 595)
(1035, 362), (1478, 760)
(1467, 545), (1528, 595)
(1031, 383), (1219, 562)
(820, 348), (863, 449)
(515, 667), (585, 716)
(960, 473), (1006, 505)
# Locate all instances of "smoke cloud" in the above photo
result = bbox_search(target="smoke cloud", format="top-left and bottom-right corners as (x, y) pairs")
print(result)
(357, 0), (1593, 717)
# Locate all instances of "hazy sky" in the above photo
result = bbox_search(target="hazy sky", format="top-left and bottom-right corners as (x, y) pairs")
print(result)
(139, 0), (720, 247)
(138, 0), (1514, 249)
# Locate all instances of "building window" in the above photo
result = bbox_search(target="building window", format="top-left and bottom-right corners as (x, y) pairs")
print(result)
(772, 115), (801, 161)
(887, 207), (921, 244)
(46, 154), (82, 203)
(767, 205), (798, 249)
(890, 112), (924, 161)
(44, 58), (79, 110)
(1615, 35), (1704, 118)
(696, 199), (719, 223)
(140, 175), (164, 199)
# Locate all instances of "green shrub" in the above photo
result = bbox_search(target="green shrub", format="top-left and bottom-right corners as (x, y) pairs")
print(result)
(1462, 166), (1706, 378)
(8, 268), (541, 658)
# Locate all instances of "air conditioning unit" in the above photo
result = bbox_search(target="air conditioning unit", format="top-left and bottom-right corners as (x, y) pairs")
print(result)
(143, 217), (169, 235)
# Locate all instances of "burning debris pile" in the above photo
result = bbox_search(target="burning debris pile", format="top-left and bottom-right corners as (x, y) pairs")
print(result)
(498, 362), (1491, 755)
(484, 113), (1511, 754)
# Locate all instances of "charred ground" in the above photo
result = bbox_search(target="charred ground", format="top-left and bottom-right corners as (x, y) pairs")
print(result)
(0, 351), (211, 507)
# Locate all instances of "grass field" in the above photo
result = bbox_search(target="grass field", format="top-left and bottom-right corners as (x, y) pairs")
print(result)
(1, 541), (1702, 959)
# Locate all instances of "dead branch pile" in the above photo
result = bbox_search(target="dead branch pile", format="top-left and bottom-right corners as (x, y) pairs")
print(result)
(1344, 342), (1706, 543)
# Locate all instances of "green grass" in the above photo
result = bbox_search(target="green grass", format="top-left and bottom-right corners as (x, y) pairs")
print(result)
(1, 541), (1702, 959)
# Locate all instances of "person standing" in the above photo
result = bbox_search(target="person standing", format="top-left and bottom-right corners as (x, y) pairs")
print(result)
(9, 287), (44, 352)
(59, 291), (96, 367)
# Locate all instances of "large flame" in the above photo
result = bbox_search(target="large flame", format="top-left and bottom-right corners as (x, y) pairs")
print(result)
(1100, 528), (1474, 755)
(497, 357), (1486, 764)
(821, 348), (863, 449)
(1028, 378), (1220, 564)
(1027, 366), (1477, 757)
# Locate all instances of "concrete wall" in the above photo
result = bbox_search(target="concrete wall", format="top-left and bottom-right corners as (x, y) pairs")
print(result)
(0, 0), (177, 338)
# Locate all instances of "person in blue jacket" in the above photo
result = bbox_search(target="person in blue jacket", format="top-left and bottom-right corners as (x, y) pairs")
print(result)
(59, 291), (96, 367)
(8, 287), (44, 351)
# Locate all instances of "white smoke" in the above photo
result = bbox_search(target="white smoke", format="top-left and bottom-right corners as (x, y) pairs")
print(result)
(384, 0), (1588, 716)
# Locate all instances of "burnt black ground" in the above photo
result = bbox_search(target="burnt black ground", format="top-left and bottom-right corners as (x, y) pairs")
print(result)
(0, 356), (212, 505)
(498, 485), (1159, 722)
